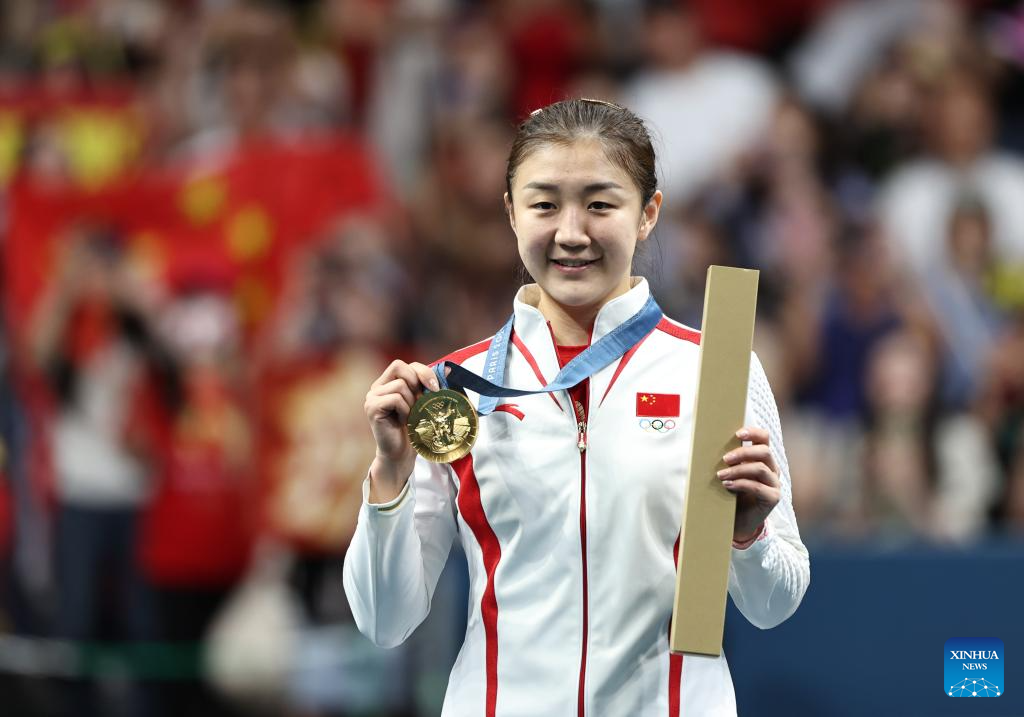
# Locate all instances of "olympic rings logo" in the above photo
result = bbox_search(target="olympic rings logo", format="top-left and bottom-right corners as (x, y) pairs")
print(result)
(639, 418), (676, 433)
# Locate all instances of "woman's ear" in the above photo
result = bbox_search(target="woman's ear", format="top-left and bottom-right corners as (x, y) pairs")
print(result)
(638, 190), (663, 242)
(504, 192), (516, 231)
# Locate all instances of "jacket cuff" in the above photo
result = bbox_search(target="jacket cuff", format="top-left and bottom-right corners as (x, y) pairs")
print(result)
(732, 522), (768, 552)
(361, 474), (412, 515)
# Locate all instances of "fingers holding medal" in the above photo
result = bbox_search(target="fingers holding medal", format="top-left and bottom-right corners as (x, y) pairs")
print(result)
(365, 360), (477, 466)
(365, 360), (441, 465)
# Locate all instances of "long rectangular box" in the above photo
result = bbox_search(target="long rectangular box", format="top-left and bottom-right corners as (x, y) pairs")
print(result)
(670, 265), (759, 656)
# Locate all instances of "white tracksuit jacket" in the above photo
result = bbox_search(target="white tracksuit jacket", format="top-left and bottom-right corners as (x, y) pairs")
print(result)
(344, 278), (811, 716)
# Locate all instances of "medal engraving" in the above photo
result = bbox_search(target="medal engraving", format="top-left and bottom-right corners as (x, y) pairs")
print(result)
(407, 389), (478, 463)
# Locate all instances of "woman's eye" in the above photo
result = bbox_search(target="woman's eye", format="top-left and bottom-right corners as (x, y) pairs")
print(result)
(589, 201), (613, 211)
(531, 202), (556, 211)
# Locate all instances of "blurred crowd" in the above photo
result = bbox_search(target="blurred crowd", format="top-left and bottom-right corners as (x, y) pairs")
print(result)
(1, 0), (1024, 715)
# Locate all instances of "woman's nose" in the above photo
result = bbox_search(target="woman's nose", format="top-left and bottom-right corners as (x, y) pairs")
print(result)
(555, 207), (590, 246)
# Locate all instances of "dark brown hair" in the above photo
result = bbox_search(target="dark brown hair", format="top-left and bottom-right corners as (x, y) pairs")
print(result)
(505, 99), (658, 206)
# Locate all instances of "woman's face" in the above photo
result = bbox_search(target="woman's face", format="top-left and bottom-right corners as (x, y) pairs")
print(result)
(506, 139), (661, 316)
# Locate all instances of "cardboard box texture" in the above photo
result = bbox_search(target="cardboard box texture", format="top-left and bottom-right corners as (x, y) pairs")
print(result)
(669, 265), (759, 656)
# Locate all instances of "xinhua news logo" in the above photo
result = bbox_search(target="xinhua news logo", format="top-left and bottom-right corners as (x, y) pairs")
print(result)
(945, 638), (1003, 697)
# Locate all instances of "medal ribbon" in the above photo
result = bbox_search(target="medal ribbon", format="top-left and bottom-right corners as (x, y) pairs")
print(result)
(432, 295), (663, 415)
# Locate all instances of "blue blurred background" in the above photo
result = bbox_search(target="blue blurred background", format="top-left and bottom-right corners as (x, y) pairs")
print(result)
(725, 540), (1024, 716)
(1, 0), (1023, 715)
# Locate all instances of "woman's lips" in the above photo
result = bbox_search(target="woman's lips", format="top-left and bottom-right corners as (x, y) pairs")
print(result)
(551, 258), (599, 273)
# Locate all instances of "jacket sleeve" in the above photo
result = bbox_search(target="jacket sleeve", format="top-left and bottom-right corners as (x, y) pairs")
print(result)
(727, 352), (811, 629)
(342, 456), (459, 648)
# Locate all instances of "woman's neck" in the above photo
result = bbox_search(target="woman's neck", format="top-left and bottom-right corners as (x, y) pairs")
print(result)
(536, 285), (632, 345)
(538, 296), (596, 346)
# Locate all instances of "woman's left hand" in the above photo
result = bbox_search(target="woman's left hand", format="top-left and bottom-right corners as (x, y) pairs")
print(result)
(717, 427), (780, 544)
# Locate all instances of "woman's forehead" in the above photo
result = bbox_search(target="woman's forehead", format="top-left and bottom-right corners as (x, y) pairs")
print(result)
(513, 139), (635, 191)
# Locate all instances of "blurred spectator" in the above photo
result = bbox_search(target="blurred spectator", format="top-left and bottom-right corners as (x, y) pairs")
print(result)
(0, 437), (8, 592)
(319, 0), (395, 125)
(364, 0), (451, 195)
(256, 215), (423, 715)
(499, 0), (592, 118)
(878, 67), (1024, 283)
(861, 328), (1000, 543)
(178, 2), (323, 160)
(920, 194), (1007, 410)
(0, 321), (49, 638)
(980, 313), (1024, 532)
(131, 5), (206, 165)
(792, 0), (931, 116)
(797, 224), (903, 421)
(27, 226), (173, 716)
(264, 214), (410, 360)
(648, 207), (733, 328)
(139, 289), (251, 717)
(410, 117), (520, 356)
(681, 95), (836, 318)
(784, 224), (903, 534)
(688, 0), (826, 56)
(622, 2), (778, 203)
(860, 329), (937, 539)
(258, 213), (406, 559)
(0, 327), (18, 604)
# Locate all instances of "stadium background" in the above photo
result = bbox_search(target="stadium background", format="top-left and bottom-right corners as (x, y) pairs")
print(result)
(0, 0), (1023, 715)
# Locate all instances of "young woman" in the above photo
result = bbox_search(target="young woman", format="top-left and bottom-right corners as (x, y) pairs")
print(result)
(344, 99), (810, 716)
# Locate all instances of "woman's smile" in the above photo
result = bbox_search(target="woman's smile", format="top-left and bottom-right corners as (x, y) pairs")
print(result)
(550, 256), (601, 273)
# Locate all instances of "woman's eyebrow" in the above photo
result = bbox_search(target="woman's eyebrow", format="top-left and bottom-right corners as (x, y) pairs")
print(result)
(522, 181), (624, 193)
(582, 181), (624, 193)
(523, 181), (559, 192)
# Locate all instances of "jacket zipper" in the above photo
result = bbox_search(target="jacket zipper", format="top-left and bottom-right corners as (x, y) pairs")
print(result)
(575, 399), (588, 452)
(574, 394), (589, 717)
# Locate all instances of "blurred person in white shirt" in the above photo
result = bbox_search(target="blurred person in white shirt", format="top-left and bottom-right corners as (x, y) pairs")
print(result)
(878, 68), (1024, 284)
(622, 2), (778, 204)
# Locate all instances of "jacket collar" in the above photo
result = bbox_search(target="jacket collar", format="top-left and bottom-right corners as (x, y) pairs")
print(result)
(510, 278), (652, 381)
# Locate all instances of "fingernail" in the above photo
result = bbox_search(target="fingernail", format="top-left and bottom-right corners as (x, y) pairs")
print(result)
(430, 380), (439, 391)
(717, 469), (727, 478)
(723, 452), (737, 464)
(723, 480), (734, 488)
(737, 429), (750, 439)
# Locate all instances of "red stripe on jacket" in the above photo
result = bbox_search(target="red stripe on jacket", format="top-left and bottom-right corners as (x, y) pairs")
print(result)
(577, 446), (590, 717)
(431, 336), (492, 367)
(453, 454), (502, 717)
(599, 328), (656, 406)
(656, 318), (701, 345)
(669, 534), (684, 716)
(511, 331), (564, 412)
(493, 403), (525, 421)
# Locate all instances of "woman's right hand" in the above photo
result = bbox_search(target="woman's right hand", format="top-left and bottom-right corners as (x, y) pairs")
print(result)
(364, 360), (440, 501)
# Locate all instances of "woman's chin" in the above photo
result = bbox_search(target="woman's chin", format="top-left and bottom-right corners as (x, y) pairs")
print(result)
(541, 284), (611, 312)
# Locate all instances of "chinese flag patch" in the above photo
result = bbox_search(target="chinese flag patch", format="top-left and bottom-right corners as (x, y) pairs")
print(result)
(636, 392), (680, 417)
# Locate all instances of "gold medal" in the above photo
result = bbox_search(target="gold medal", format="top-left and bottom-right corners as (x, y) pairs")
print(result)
(407, 389), (478, 463)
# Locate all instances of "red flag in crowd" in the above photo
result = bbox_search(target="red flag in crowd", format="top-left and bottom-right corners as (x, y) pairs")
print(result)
(2, 133), (391, 342)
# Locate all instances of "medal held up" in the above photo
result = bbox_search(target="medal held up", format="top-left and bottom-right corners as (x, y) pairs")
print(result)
(406, 389), (479, 463)
(405, 294), (665, 464)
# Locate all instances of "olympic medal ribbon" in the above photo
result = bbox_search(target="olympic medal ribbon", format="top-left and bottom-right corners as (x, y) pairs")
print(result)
(432, 295), (664, 415)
